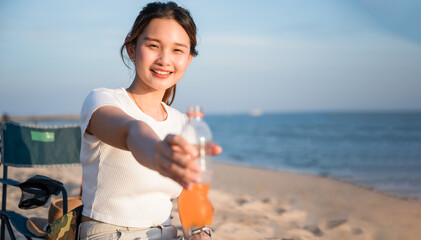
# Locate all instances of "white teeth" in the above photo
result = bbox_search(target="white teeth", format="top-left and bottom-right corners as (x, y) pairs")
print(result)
(153, 69), (171, 75)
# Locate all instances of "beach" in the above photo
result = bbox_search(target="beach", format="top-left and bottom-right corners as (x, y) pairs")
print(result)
(2, 162), (421, 240)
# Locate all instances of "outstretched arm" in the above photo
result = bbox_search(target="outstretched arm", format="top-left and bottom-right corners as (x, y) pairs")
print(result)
(87, 105), (200, 189)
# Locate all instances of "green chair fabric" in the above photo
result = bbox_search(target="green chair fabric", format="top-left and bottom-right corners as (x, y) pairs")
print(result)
(0, 121), (82, 240)
(1, 122), (81, 167)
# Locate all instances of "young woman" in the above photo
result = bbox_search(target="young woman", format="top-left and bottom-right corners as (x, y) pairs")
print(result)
(79, 2), (221, 239)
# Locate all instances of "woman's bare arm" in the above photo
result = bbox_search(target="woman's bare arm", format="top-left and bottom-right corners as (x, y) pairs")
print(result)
(87, 105), (200, 188)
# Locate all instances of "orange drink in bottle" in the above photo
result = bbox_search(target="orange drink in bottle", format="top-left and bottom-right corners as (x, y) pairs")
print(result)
(178, 184), (213, 228)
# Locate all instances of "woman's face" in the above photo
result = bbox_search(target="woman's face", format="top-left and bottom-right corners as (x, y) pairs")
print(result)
(130, 18), (193, 94)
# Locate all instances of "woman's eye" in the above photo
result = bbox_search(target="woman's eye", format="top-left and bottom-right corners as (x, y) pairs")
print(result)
(149, 44), (158, 48)
(174, 49), (183, 53)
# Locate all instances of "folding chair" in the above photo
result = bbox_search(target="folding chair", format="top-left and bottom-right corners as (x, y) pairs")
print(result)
(0, 121), (81, 240)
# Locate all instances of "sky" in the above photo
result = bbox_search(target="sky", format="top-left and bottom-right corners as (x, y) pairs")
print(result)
(1, 0), (421, 116)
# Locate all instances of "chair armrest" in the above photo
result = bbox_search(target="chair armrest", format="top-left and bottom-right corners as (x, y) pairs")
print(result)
(0, 210), (46, 239)
(0, 178), (20, 186)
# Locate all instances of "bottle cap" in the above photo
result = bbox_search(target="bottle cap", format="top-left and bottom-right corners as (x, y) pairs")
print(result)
(187, 106), (205, 117)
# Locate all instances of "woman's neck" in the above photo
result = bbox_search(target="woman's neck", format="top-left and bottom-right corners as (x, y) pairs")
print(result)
(126, 84), (167, 121)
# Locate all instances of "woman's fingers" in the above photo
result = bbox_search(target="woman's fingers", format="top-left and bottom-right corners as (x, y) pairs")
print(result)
(154, 154), (196, 189)
(155, 150), (199, 178)
(166, 134), (222, 157)
(165, 134), (198, 159)
(154, 134), (223, 189)
(210, 143), (223, 156)
(162, 135), (200, 170)
(154, 135), (200, 188)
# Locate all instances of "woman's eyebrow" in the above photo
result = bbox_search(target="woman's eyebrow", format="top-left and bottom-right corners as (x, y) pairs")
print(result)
(143, 37), (188, 48)
(143, 37), (160, 42)
(175, 42), (188, 49)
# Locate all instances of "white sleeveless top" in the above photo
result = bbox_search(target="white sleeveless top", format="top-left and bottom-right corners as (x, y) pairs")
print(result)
(80, 87), (185, 228)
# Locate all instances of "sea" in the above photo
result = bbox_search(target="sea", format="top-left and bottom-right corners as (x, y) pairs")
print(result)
(32, 112), (421, 200)
(205, 112), (421, 200)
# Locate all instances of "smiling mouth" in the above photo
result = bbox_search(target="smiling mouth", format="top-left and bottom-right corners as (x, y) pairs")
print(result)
(151, 69), (172, 75)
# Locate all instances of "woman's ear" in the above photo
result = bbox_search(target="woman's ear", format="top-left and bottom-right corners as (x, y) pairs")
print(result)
(126, 38), (136, 60)
(187, 54), (193, 66)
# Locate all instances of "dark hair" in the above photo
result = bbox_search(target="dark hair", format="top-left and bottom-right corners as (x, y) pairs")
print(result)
(121, 1), (198, 105)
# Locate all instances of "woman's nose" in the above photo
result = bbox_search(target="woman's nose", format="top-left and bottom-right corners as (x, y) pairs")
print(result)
(156, 49), (171, 66)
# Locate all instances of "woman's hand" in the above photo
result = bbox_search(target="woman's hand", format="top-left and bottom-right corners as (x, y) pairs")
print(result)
(154, 134), (199, 189)
(154, 134), (222, 189)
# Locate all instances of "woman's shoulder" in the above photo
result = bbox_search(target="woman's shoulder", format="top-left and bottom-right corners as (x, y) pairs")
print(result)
(82, 87), (128, 111)
(89, 87), (126, 96)
(83, 87), (127, 102)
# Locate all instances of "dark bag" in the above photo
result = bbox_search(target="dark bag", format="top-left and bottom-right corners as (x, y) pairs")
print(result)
(18, 175), (63, 209)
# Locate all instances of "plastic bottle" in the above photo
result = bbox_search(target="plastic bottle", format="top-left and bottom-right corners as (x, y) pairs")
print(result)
(178, 106), (214, 228)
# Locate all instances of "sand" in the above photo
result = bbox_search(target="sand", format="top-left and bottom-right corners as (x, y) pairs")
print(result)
(1, 162), (421, 240)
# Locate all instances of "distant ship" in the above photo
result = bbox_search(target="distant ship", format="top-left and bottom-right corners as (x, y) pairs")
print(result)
(250, 109), (263, 117)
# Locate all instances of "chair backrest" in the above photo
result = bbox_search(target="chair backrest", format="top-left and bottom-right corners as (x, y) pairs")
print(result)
(1, 121), (81, 167)
(0, 121), (82, 240)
